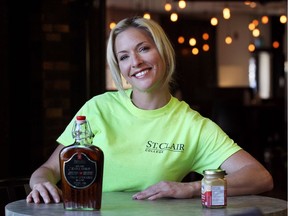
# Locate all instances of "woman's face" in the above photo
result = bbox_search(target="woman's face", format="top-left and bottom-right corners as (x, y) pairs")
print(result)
(114, 27), (165, 93)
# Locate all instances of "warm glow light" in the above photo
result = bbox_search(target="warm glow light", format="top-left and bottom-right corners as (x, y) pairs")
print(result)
(252, 28), (260, 37)
(203, 44), (209, 52)
(261, 16), (269, 24)
(143, 13), (151, 19)
(223, 7), (231, 19)
(178, 0), (186, 9)
(170, 13), (178, 22)
(192, 48), (199, 55)
(109, 22), (116, 29)
(210, 17), (218, 26)
(225, 36), (232, 44)
(164, 3), (172, 11)
(249, 2), (257, 8)
(248, 23), (256, 31)
(273, 41), (280, 49)
(178, 36), (185, 44)
(244, 1), (251, 6)
(280, 15), (287, 24)
(189, 38), (197, 46)
(252, 19), (259, 26)
(248, 43), (255, 52)
(202, 33), (209, 40)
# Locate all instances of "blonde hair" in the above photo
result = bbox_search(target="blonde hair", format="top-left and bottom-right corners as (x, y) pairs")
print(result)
(107, 17), (175, 94)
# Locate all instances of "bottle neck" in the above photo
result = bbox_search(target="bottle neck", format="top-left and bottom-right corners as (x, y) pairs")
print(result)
(72, 119), (93, 146)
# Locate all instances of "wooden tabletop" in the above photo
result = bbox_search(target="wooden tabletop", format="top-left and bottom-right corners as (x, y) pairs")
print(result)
(5, 192), (288, 216)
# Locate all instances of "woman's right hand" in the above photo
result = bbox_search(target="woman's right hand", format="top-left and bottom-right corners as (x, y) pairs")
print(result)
(26, 181), (62, 204)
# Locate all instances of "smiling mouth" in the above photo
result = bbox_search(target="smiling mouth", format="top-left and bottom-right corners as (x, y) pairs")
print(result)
(134, 69), (149, 78)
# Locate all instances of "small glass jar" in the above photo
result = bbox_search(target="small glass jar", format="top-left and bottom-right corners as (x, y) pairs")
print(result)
(201, 169), (227, 208)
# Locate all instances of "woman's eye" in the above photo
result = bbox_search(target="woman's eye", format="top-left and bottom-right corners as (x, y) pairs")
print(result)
(119, 55), (128, 61)
(139, 46), (150, 52)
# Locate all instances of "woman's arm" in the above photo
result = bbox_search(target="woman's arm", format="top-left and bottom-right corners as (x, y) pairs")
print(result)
(221, 149), (273, 196)
(133, 149), (273, 200)
(26, 144), (64, 204)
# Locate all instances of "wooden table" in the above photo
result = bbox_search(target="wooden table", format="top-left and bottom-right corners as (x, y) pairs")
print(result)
(5, 192), (288, 216)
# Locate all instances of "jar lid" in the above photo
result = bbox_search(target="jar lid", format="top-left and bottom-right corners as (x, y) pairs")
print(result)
(203, 169), (226, 175)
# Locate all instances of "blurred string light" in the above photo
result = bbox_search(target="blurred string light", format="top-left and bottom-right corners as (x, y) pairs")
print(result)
(164, 2), (172, 11)
(273, 41), (280, 49)
(170, 12), (178, 22)
(244, 1), (257, 8)
(252, 28), (260, 37)
(202, 33), (209, 40)
(192, 47), (199, 55)
(143, 13), (151, 19)
(225, 36), (232, 44)
(203, 44), (210, 52)
(248, 43), (255, 52)
(178, 0), (186, 9)
(178, 36), (185, 44)
(189, 38), (197, 46)
(248, 22), (256, 31)
(261, 15), (269, 24)
(280, 15), (287, 24)
(223, 7), (231, 19)
(109, 21), (116, 29)
(210, 17), (218, 26)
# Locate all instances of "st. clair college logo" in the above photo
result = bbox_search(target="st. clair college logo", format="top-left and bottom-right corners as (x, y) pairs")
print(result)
(145, 140), (184, 154)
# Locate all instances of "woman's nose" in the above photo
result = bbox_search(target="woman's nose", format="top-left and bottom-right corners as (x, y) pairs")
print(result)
(131, 54), (143, 68)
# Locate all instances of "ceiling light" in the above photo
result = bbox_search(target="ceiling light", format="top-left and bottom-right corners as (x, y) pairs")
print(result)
(280, 15), (287, 24)
(170, 13), (178, 22)
(210, 17), (218, 26)
(225, 36), (232, 44)
(164, 3), (172, 12)
(223, 7), (230, 19)
(178, 0), (186, 9)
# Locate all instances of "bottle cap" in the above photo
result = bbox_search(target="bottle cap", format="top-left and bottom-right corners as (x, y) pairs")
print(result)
(76, 116), (86, 120)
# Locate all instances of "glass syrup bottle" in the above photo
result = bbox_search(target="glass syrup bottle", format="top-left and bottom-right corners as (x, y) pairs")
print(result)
(59, 115), (104, 210)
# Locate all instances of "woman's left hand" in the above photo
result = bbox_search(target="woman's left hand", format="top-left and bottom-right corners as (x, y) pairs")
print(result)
(132, 181), (201, 200)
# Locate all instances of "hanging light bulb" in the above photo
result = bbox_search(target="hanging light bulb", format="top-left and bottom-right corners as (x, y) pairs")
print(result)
(280, 15), (287, 24)
(178, 36), (185, 44)
(223, 7), (230, 19)
(164, 3), (172, 12)
(248, 22), (256, 31)
(261, 15), (269, 24)
(202, 44), (210, 52)
(178, 0), (186, 9)
(143, 13), (151, 19)
(210, 17), (218, 26)
(192, 48), (199, 55)
(273, 41), (280, 49)
(248, 43), (255, 52)
(202, 33), (209, 40)
(225, 36), (232, 44)
(252, 28), (260, 37)
(252, 19), (259, 26)
(109, 22), (116, 30)
(189, 38), (197, 46)
(170, 13), (178, 22)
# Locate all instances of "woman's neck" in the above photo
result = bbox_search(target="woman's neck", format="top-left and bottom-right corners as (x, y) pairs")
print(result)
(131, 88), (171, 110)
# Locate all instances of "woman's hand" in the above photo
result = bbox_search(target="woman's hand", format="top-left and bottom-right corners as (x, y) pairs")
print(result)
(132, 181), (201, 200)
(26, 181), (62, 204)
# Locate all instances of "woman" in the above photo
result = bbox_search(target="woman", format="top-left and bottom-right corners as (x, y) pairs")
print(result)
(26, 17), (273, 203)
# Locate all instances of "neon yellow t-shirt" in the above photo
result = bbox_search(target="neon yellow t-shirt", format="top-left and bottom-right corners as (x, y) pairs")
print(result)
(57, 89), (241, 192)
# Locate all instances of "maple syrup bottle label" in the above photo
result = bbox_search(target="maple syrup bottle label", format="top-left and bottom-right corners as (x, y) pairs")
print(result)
(64, 152), (97, 189)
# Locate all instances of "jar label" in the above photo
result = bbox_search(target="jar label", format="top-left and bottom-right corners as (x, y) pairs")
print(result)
(64, 152), (97, 189)
(202, 185), (226, 208)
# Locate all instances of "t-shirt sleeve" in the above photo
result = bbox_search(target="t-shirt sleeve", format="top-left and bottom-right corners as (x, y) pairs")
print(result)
(191, 118), (242, 174)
